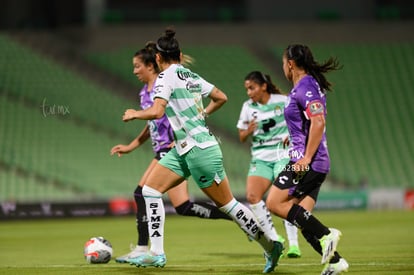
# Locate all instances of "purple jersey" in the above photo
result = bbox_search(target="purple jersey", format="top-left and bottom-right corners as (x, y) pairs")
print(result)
(284, 75), (330, 173)
(139, 84), (174, 154)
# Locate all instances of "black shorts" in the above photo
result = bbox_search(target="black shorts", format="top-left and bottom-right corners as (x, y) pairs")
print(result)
(272, 161), (326, 201)
(155, 148), (170, 161)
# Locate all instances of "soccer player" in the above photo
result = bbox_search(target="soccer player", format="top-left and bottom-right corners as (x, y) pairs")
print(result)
(121, 27), (284, 273)
(266, 44), (349, 274)
(110, 42), (232, 263)
(237, 71), (301, 258)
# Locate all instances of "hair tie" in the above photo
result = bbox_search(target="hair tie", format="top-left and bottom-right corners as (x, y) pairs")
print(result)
(156, 43), (180, 54)
(156, 43), (167, 53)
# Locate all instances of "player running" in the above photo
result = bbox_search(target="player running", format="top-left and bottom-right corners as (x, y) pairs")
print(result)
(111, 42), (232, 263)
(237, 70), (301, 258)
(266, 44), (349, 275)
(121, 27), (284, 273)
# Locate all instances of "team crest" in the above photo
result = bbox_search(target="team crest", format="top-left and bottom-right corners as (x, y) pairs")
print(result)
(274, 106), (282, 116)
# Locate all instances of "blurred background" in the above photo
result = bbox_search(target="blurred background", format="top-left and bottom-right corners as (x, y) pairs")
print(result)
(1, 0), (413, 219)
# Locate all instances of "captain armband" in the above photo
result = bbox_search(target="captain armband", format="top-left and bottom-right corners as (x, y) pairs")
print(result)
(304, 100), (324, 119)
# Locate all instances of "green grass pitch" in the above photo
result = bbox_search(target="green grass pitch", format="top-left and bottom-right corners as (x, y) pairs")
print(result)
(1, 210), (413, 274)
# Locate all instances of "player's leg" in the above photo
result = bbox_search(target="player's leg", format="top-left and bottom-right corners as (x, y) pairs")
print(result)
(284, 220), (301, 258)
(299, 194), (348, 274)
(201, 176), (283, 273)
(267, 185), (338, 264)
(116, 159), (158, 263)
(134, 159), (158, 249)
(282, 195), (301, 258)
(143, 164), (184, 253)
(189, 145), (283, 273)
(246, 174), (282, 242)
(201, 176), (271, 242)
(128, 148), (186, 267)
(167, 180), (232, 220)
(188, 146), (275, 244)
(272, 158), (301, 256)
(266, 164), (342, 264)
(129, 163), (183, 267)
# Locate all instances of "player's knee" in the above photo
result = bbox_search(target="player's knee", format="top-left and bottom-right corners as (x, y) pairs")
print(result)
(246, 192), (260, 205)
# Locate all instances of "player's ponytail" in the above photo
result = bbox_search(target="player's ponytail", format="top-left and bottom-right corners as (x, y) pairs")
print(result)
(285, 44), (342, 92)
(180, 54), (194, 67)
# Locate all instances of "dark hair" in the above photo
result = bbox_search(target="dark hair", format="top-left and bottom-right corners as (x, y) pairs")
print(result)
(156, 27), (181, 63)
(134, 41), (160, 73)
(244, 71), (282, 94)
(285, 44), (342, 92)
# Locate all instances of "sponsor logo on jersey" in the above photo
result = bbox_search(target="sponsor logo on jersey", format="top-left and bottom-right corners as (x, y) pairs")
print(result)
(305, 90), (313, 98)
(177, 69), (199, 80)
(186, 82), (201, 93)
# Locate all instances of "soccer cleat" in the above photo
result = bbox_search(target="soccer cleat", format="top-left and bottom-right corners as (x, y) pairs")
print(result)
(321, 258), (349, 275)
(115, 245), (148, 263)
(287, 245), (301, 258)
(263, 241), (284, 273)
(276, 235), (285, 259)
(128, 253), (167, 268)
(320, 228), (342, 264)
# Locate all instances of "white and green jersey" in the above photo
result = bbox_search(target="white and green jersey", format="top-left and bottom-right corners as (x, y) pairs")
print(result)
(237, 94), (289, 162)
(154, 64), (217, 155)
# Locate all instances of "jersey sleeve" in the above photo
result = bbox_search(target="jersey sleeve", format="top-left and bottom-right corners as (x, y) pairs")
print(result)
(236, 101), (250, 130)
(296, 84), (325, 120)
(153, 73), (171, 101)
(197, 75), (215, 98)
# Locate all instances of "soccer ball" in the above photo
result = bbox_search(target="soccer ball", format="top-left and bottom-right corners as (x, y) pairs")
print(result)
(83, 237), (113, 264)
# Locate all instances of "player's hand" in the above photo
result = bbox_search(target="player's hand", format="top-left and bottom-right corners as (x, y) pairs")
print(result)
(247, 119), (257, 135)
(123, 109), (138, 122)
(110, 144), (131, 157)
(293, 157), (311, 173)
(283, 136), (290, 148)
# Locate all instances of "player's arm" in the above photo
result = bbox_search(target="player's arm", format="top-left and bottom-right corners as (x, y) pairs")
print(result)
(110, 125), (150, 157)
(282, 135), (290, 148)
(123, 98), (167, 121)
(238, 120), (257, 143)
(204, 87), (227, 116)
(303, 114), (325, 162)
(129, 125), (151, 150)
(294, 100), (325, 171)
